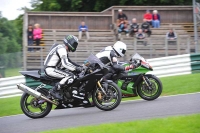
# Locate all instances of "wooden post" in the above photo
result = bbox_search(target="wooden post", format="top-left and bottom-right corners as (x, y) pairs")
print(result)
(23, 12), (28, 70)
(112, 9), (115, 24)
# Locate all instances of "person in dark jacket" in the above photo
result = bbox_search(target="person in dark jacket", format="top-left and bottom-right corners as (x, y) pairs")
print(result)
(27, 25), (33, 51)
(129, 18), (139, 37)
(141, 19), (152, 37)
(117, 9), (128, 20)
(166, 29), (177, 40)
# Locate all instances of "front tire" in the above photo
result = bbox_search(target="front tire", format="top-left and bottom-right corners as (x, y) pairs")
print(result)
(92, 82), (122, 111)
(20, 88), (52, 119)
(137, 75), (162, 101)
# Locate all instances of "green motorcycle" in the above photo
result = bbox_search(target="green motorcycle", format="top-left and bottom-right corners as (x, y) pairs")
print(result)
(112, 53), (163, 100)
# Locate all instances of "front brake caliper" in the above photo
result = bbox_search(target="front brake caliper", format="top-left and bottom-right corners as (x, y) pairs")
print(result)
(98, 92), (102, 100)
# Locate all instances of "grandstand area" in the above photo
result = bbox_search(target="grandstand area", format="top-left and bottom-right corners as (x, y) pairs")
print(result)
(23, 6), (199, 70)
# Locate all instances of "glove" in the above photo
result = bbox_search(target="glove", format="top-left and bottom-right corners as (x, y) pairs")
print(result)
(124, 65), (134, 71)
(75, 66), (83, 73)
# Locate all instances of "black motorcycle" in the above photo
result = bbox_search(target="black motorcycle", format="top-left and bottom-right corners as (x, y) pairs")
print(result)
(17, 54), (122, 119)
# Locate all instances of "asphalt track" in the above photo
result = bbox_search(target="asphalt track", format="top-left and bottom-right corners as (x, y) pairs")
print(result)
(0, 93), (200, 133)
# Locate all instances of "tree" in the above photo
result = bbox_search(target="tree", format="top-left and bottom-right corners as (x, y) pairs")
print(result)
(0, 17), (21, 53)
(30, 0), (192, 12)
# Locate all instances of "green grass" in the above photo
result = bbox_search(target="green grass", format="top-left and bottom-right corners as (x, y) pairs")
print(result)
(5, 68), (21, 77)
(0, 73), (199, 117)
(41, 113), (200, 133)
(161, 73), (200, 95)
(0, 96), (22, 117)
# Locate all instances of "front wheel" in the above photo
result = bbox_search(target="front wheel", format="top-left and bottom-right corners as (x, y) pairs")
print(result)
(137, 75), (162, 101)
(92, 82), (122, 111)
(20, 88), (52, 119)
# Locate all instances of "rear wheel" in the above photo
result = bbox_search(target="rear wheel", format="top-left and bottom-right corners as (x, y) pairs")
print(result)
(20, 88), (52, 119)
(92, 82), (122, 111)
(137, 75), (162, 101)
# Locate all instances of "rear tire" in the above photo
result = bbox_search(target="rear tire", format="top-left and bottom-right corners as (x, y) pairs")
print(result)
(20, 89), (52, 119)
(92, 82), (122, 111)
(137, 75), (162, 101)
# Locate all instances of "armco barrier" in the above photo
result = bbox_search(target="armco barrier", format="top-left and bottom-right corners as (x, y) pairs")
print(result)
(0, 53), (199, 98)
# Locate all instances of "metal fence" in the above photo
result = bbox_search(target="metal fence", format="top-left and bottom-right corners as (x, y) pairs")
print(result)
(0, 52), (23, 78)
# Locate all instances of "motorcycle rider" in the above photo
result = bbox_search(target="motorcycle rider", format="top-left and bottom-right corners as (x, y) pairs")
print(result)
(96, 41), (138, 80)
(44, 35), (83, 100)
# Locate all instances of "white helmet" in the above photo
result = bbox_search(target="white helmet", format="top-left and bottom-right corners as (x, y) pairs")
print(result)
(113, 41), (127, 57)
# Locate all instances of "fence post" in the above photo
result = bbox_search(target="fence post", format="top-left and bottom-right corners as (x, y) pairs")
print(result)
(187, 36), (190, 53)
(23, 12), (28, 70)
(134, 38), (137, 54)
(165, 38), (168, 56)
(40, 47), (43, 71)
(149, 38), (152, 58)
(177, 37), (180, 55)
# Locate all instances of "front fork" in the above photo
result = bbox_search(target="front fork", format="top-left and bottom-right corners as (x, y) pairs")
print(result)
(97, 79), (108, 100)
(142, 75), (153, 90)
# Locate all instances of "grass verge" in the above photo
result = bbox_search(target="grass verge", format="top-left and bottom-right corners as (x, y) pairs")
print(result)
(5, 68), (21, 77)
(41, 113), (200, 133)
(0, 73), (199, 117)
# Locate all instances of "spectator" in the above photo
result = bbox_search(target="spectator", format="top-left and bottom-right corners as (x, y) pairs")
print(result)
(117, 9), (128, 20)
(135, 29), (147, 46)
(129, 18), (139, 37)
(33, 23), (42, 50)
(27, 24), (33, 51)
(166, 29), (177, 40)
(136, 29), (145, 39)
(78, 21), (90, 40)
(117, 18), (129, 37)
(141, 19), (152, 37)
(152, 10), (161, 28)
(143, 10), (152, 26)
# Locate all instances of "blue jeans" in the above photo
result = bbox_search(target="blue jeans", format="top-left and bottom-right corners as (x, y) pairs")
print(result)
(28, 40), (33, 51)
(152, 20), (160, 28)
(118, 24), (129, 33)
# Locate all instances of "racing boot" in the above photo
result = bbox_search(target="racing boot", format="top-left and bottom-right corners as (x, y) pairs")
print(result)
(50, 83), (62, 100)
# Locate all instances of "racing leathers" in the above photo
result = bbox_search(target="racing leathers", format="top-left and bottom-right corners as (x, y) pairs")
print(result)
(96, 46), (135, 80)
(44, 44), (81, 99)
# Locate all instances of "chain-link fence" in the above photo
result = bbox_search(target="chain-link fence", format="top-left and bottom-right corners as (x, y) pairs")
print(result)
(0, 52), (22, 78)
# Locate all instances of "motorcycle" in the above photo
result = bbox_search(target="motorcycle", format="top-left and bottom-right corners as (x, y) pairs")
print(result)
(17, 54), (122, 119)
(112, 53), (162, 100)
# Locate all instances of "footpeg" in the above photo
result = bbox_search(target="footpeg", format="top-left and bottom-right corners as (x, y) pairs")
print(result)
(72, 94), (84, 99)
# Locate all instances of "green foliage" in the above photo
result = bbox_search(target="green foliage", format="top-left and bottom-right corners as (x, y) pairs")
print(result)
(0, 17), (21, 53)
(0, 17), (22, 69)
(30, 0), (192, 12)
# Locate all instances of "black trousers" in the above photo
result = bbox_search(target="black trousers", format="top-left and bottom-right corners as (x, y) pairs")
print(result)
(35, 39), (40, 50)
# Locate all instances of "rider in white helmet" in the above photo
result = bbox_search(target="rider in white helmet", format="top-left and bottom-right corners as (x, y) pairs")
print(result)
(96, 41), (137, 80)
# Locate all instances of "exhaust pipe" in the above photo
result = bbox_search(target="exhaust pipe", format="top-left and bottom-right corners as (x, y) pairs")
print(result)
(17, 84), (58, 106)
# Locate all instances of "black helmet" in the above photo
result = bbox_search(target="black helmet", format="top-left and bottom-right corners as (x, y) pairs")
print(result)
(63, 35), (79, 52)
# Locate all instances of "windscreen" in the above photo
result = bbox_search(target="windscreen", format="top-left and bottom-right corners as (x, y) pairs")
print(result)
(84, 54), (105, 69)
(131, 53), (145, 62)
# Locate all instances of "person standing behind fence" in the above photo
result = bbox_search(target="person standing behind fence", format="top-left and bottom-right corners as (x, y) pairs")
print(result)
(78, 21), (90, 40)
(152, 10), (160, 28)
(33, 23), (42, 50)
(166, 29), (177, 40)
(136, 29), (147, 46)
(27, 25), (33, 51)
(141, 19), (152, 37)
